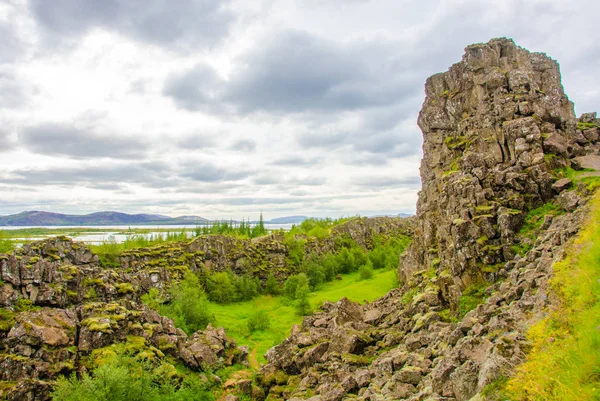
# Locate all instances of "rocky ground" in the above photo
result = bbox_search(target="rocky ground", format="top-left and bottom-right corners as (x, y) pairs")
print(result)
(0, 217), (409, 400)
(256, 38), (600, 400)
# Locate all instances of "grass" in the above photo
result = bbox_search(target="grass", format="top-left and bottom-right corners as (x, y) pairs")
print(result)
(511, 202), (564, 256)
(209, 269), (397, 365)
(504, 191), (600, 400)
(556, 167), (600, 192)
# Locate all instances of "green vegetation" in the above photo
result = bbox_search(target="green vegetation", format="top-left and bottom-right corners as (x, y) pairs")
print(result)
(555, 167), (600, 192)
(504, 192), (600, 400)
(577, 121), (599, 130)
(194, 214), (267, 239)
(0, 231), (15, 253)
(142, 272), (212, 335)
(512, 202), (564, 256)
(52, 337), (218, 401)
(285, 217), (353, 239)
(457, 282), (488, 318)
(210, 269), (397, 364)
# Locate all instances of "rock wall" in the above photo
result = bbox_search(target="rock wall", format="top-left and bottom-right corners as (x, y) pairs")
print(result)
(0, 237), (248, 400)
(118, 216), (413, 286)
(401, 37), (599, 309)
(257, 38), (600, 401)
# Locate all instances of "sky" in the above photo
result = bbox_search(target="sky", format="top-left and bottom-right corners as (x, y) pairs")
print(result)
(0, 0), (598, 220)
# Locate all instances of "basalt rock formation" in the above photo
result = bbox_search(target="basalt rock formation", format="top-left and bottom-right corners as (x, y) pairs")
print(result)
(258, 38), (600, 400)
(0, 237), (248, 400)
(0, 217), (409, 399)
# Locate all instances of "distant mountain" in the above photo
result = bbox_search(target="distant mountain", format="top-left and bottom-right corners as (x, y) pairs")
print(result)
(369, 213), (414, 218)
(0, 211), (210, 226)
(265, 216), (309, 224)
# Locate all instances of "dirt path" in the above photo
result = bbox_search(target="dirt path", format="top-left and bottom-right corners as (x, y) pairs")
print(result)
(248, 338), (259, 369)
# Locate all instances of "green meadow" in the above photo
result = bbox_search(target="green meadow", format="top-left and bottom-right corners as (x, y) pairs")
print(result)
(209, 268), (397, 366)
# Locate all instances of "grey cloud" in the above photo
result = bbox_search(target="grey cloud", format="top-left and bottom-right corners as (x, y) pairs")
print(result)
(0, 130), (14, 153)
(163, 64), (222, 111)
(353, 176), (421, 189)
(179, 162), (251, 183)
(230, 139), (256, 151)
(19, 123), (148, 159)
(270, 156), (322, 167)
(164, 30), (421, 114)
(2, 162), (177, 189)
(30, 0), (234, 48)
(176, 134), (217, 150)
(252, 173), (326, 186)
(0, 70), (29, 109)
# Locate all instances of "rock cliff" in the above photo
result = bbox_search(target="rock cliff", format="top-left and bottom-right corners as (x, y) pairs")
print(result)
(258, 38), (600, 400)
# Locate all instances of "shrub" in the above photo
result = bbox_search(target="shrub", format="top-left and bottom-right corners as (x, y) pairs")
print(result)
(231, 274), (259, 302)
(164, 272), (212, 335)
(358, 260), (374, 280)
(283, 273), (309, 300)
(336, 248), (355, 274)
(264, 273), (281, 295)
(205, 272), (236, 304)
(302, 256), (326, 290)
(247, 309), (270, 333)
(51, 353), (215, 401)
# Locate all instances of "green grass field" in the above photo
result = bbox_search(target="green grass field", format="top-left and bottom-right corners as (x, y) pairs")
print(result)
(209, 268), (397, 366)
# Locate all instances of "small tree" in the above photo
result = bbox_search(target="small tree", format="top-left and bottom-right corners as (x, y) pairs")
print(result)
(264, 273), (281, 295)
(295, 283), (311, 316)
(359, 260), (374, 280)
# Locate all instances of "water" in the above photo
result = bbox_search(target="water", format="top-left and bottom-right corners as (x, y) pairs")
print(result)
(2, 223), (295, 244)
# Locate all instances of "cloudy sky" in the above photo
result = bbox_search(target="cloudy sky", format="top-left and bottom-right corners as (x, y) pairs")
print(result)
(0, 0), (598, 219)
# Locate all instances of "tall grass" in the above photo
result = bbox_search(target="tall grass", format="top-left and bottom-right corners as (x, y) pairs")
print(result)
(505, 192), (600, 400)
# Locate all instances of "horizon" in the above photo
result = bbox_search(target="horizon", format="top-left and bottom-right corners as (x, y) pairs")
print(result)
(0, 1), (598, 218)
(0, 209), (413, 221)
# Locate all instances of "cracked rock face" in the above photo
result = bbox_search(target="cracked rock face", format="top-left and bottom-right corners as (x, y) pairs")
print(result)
(401, 37), (580, 309)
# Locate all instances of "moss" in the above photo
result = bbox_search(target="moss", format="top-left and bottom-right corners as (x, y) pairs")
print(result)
(84, 277), (104, 287)
(116, 282), (134, 294)
(341, 352), (374, 366)
(0, 308), (16, 331)
(401, 286), (420, 305)
(476, 236), (489, 246)
(577, 121), (598, 130)
(458, 282), (488, 318)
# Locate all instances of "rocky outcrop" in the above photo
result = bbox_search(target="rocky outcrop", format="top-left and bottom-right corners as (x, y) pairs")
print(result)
(0, 237), (249, 400)
(118, 216), (414, 287)
(402, 37), (594, 308)
(258, 38), (600, 400)
(0, 216), (411, 399)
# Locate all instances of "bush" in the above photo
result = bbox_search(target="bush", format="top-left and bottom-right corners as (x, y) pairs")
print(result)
(232, 274), (259, 302)
(247, 309), (270, 333)
(164, 272), (213, 335)
(283, 273), (309, 300)
(264, 273), (281, 295)
(336, 248), (355, 274)
(368, 247), (387, 270)
(52, 354), (215, 401)
(302, 256), (326, 290)
(358, 260), (374, 280)
(351, 248), (368, 270)
(205, 272), (236, 304)
(320, 253), (337, 281)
